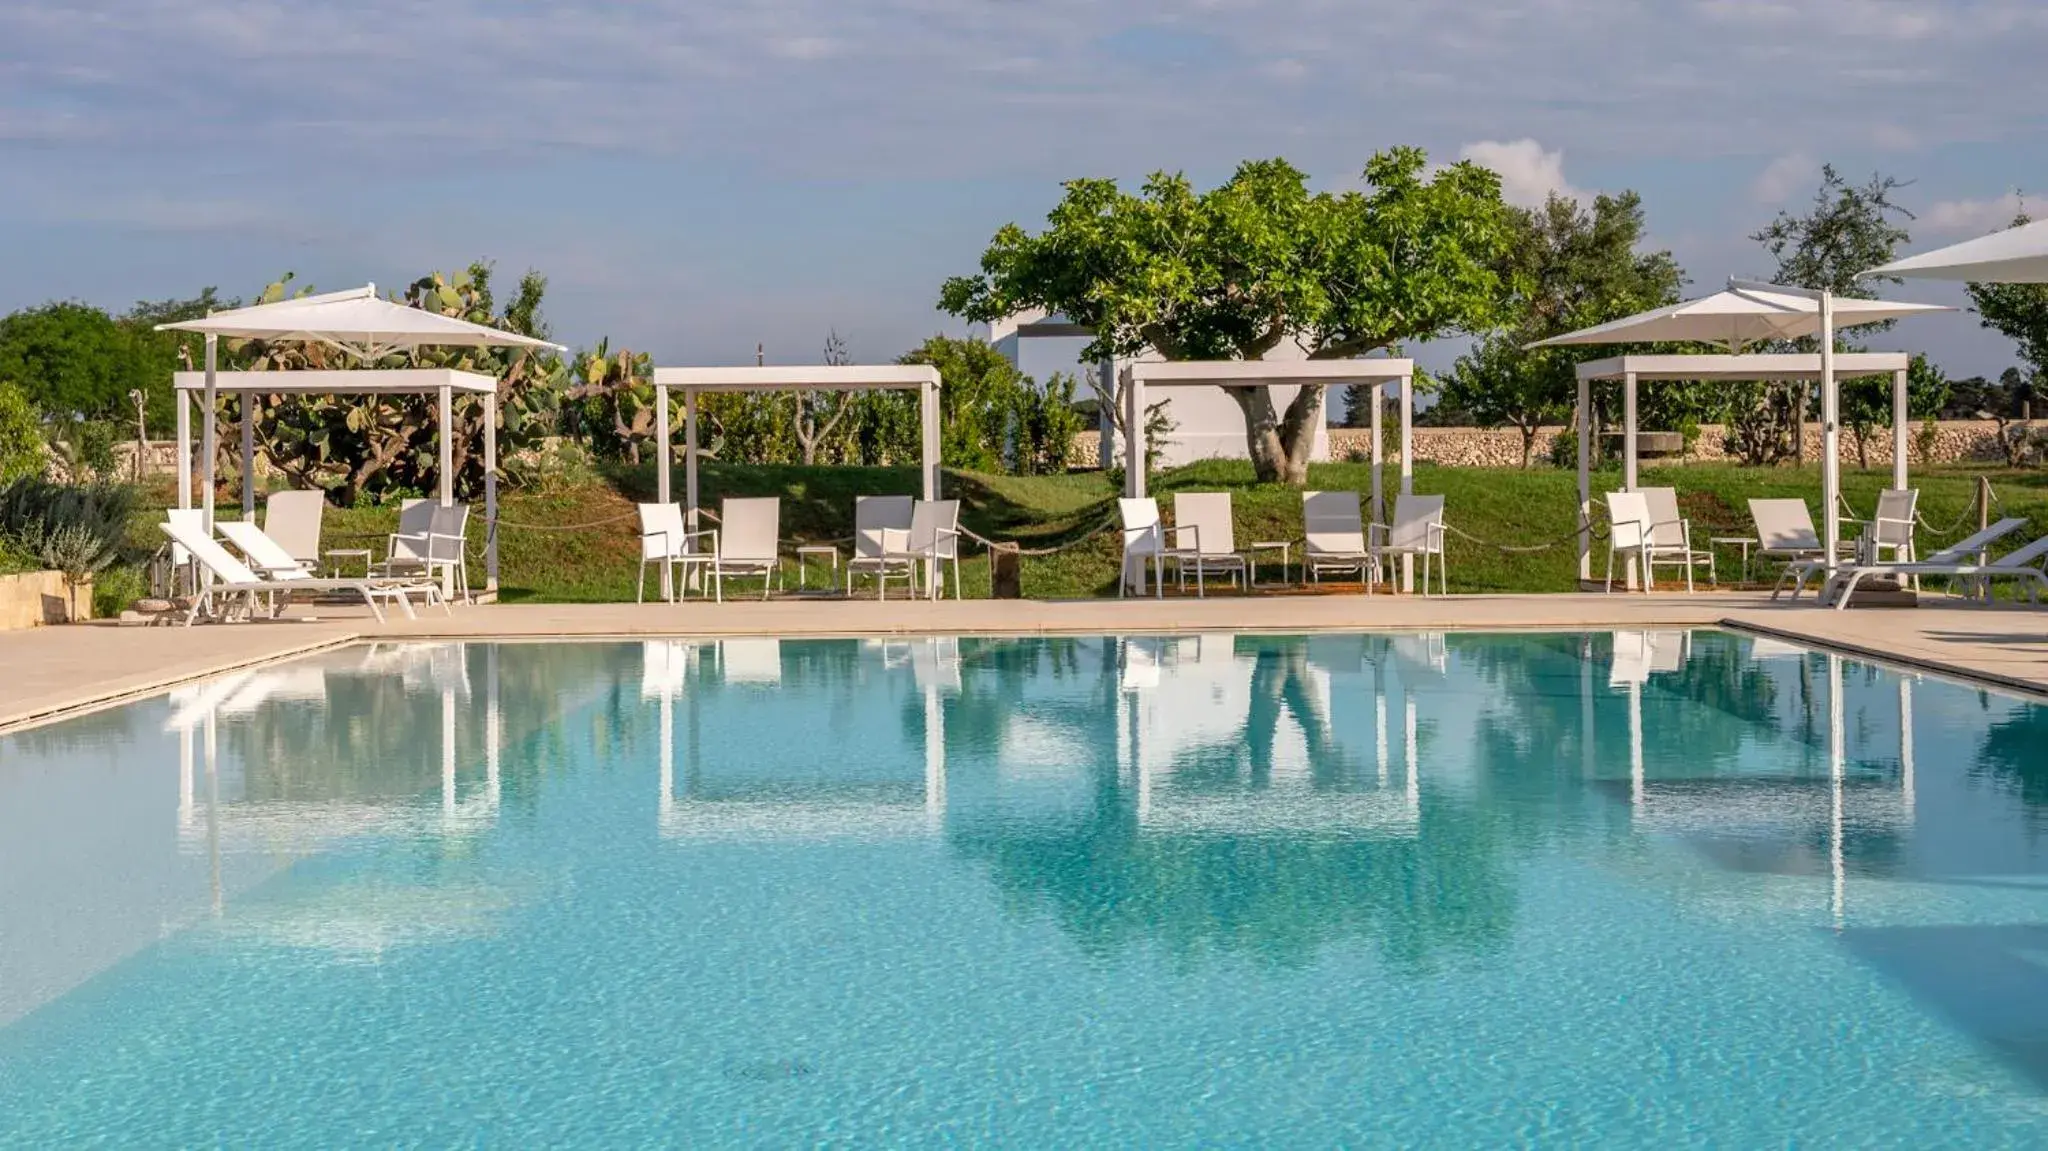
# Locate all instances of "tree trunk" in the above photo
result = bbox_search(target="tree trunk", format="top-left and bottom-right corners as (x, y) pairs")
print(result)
(1519, 423), (1538, 469)
(1225, 385), (1323, 485)
(1794, 382), (1808, 466)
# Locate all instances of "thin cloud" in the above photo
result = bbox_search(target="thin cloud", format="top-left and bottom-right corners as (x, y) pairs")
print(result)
(1458, 140), (1589, 208)
(1752, 152), (1819, 204)
(1925, 191), (2028, 235)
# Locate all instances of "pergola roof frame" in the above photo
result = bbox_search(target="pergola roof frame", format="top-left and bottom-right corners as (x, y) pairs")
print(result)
(1568, 350), (1916, 588)
(172, 368), (511, 596)
(1118, 356), (1420, 592)
(648, 365), (945, 595)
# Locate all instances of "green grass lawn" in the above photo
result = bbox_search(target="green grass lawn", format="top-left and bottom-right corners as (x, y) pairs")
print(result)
(124, 460), (2048, 604)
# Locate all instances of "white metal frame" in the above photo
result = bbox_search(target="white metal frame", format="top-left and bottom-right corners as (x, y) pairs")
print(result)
(174, 369), (503, 596)
(1120, 358), (1417, 591)
(650, 365), (944, 596)
(1572, 350), (1912, 587)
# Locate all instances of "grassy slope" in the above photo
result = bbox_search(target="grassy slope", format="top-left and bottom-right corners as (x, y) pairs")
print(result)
(124, 461), (2048, 602)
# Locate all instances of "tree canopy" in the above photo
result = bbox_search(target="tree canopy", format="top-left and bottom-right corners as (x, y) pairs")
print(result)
(1437, 191), (1684, 466)
(940, 149), (1521, 483)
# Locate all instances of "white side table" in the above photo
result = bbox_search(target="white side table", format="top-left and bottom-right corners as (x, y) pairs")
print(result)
(325, 548), (373, 578)
(795, 545), (840, 595)
(1711, 537), (1757, 582)
(1246, 541), (1293, 588)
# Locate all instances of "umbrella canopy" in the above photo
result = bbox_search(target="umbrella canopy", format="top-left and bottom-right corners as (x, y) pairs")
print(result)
(1865, 218), (2048, 284)
(1527, 285), (1950, 352)
(158, 284), (564, 359)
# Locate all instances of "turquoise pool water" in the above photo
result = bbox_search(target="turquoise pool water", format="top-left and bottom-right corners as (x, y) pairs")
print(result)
(3, 631), (2047, 1146)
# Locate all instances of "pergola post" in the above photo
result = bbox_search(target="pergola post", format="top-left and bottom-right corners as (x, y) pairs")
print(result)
(433, 384), (452, 507)
(1399, 372), (1415, 592)
(1576, 374), (1592, 583)
(1892, 367), (1910, 491)
(240, 390), (256, 521)
(920, 379), (941, 501)
(1369, 382), (1384, 527)
(201, 334), (217, 531)
(1622, 370), (1639, 491)
(485, 389), (499, 594)
(1820, 296), (1841, 571)
(176, 389), (192, 511)
(684, 390), (699, 530)
(656, 384), (672, 505)
(1123, 368), (1145, 499)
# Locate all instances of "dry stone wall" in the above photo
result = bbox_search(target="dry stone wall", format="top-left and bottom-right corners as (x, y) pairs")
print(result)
(1072, 420), (2029, 470)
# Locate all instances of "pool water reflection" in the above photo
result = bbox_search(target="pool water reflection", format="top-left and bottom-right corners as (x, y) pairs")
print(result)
(2, 632), (2046, 1146)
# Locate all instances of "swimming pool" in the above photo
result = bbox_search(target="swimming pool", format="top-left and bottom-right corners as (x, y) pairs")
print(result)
(2, 631), (2045, 1146)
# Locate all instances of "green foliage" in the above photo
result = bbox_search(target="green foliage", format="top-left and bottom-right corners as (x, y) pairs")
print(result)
(0, 292), (218, 435)
(1438, 191), (1684, 466)
(234, 265), (562, 503)
(1014, 371), (1087, 475)
(940, 149), (1520, 482)
(0, 478), (136, 615)
(0, 382), (44, 481)
(1968, 215), (2048, 387)
(564, 339), (659, 464)
(898, 334), (1025, 472)
(91, 563), (148, 618)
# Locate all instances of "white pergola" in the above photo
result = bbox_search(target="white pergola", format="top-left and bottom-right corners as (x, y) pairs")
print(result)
(1120, 358), (1415, 505)
(1571, 352), (1912, 582)
(171, 369), (508, 587)
(648, 365), (944, 528)
(159, 284), (563, 595)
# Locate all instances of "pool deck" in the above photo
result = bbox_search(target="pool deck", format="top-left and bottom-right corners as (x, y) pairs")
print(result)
(4, 592), (2044, 729)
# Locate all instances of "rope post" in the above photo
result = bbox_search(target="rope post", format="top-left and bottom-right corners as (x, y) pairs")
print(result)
(988, 542), (1022, 599)
(1979, 475), (1991, 535)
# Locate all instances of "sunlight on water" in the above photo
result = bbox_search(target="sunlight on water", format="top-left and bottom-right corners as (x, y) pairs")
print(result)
(2, 632), (2046, 1146)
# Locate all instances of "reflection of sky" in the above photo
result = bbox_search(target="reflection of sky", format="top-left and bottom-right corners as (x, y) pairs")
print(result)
(3, 633), (2048, 1143)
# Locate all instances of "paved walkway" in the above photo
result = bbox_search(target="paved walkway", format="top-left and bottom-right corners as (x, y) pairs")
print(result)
(5, 592), (2043, 729)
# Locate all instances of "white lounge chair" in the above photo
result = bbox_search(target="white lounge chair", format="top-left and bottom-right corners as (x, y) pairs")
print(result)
(1753, 499), (1856, 595)
(383, 499), (470, 601)
(702, 497), (780, 602)
(1372, 493), (1448, 595)
(160, 520), (438, 626)
(1788, 517), (2025, 602)
(1118, 498), (1193, 598)
(1605, 491), (1653, 593)
(636, 502), (708, 604)
(1639, 487), (1715, 592)
(217, 519), (319, 579)
(262, 490), (326, 570)
(1302, 491), (1375, 588)
(1826, 525), (2046, 610)
(879, 499), (963, 601)
(845, 495), (916, 599)
(1172, 492), (1248, 593)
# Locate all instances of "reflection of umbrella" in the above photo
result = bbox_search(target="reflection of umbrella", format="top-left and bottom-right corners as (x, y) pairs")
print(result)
(1527, 286), (1950, 353)
(214, 877), (519, 962)
(1866, 219), (2048, 283)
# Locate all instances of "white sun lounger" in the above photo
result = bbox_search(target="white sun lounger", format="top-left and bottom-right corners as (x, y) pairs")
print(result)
(1172, 492), (1248, 593)
(846, 495), (916, 599)
(161, 520), (441, 626)
(1303, 491), (1374, 587)
(1784, 517), (2025, 602)
(217, 518), (448, 620)
(1828, 528), (2048, 610)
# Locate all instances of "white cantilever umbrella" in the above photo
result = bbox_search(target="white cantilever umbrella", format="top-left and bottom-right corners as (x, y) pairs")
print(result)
(1864, 218), (2048, 284)
(158, 284), (564, 534)
(1526, 285), (1949, 352)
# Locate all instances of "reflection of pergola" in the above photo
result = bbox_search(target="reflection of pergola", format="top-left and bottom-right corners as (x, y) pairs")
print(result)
(647, 366), (944, 526)
(1595, 633), (1915, 927)
(1117, 635), (1421, 837)
(1571, 353), (1912, 583)
(173, 369), (510, 588)
(648, 638), (953, 840)
(1118, 359), (1415, 508)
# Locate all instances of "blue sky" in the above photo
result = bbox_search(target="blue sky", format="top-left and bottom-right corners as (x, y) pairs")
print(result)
(3, 0), (2045, 383)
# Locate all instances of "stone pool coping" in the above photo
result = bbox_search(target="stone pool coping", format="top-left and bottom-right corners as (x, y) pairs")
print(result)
(4, 592), (2043, 731)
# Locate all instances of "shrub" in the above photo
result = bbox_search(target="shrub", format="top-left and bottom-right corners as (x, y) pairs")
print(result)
(0, 383), (43, 482)
(92, 563), (148, 618)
